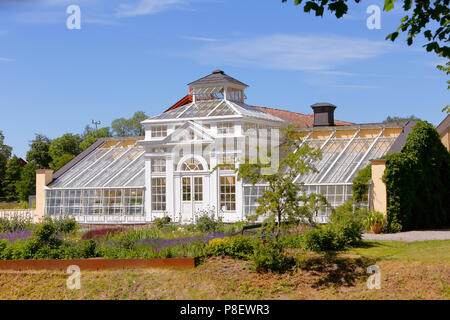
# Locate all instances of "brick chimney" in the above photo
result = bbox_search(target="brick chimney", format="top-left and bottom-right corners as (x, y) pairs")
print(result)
(311, 103), (336, 127)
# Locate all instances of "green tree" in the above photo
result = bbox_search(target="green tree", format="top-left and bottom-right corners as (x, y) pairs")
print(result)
(282, 0), (449, 58)
(3, 156), (23, 201)
(282, 0), (449, 111)
(235, 126), (323, 240)
(16, 161), (38, 202)
(80, 126), (111, 151)
(382, 115), (420, 123)
(437, 60), (450, 113)
(0, 130), (12, 198)
(49, 133), (83, 171)
(49, 154), (75, 171)
(111, 111), (147, 137)
(26, 134), (52, 169)
(383, 121), (450, 231)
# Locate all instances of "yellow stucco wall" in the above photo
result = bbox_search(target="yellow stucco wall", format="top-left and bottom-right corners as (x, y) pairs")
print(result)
(312, 130), (334, 140)
(35, 169), (53, 221)
(371, 160), (387, 215)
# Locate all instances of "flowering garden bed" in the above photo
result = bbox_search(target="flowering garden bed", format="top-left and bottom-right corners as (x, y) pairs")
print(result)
(0, 209), (368, 274)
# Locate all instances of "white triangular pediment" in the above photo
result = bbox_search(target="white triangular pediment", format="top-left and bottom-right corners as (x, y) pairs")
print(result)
(165, 121), (214, 144)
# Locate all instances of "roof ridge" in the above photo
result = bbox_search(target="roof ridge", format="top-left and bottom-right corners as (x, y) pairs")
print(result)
(252, 105), (312, 117)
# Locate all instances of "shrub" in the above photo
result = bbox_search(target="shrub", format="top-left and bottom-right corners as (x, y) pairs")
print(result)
(81, 227), (124, 240)
(0, 239), (9, 259)
(383, 121), (450, 232)
(252, 240), (295, 273)
(302, 216), (364, 253)
(228, 236), (256, 260)
(33, 220), (63, 248)
(279, 233), (304, 249)
(77, 239), (97, 258)
(206, 237), (231, 256)
(302, 226), (343, 252)
(206, 236), (256, 260)
(154, 216), (171, 229)
(34, 221), (56, 243)
(0, 216), (33, 233)
(53, 216), (78, 234)
(194, 211), (224, 233)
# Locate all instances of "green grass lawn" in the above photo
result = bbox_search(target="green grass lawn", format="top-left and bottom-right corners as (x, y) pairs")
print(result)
(345, 240), (450, 262)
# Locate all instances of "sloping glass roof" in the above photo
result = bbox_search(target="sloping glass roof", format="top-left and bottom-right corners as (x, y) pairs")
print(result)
(297, 127), (400, 184)
(230, 101), (285, 122)
(150, 99), (285, 123)
(243, 126), (402, 186)
(50, 140), (145, 188)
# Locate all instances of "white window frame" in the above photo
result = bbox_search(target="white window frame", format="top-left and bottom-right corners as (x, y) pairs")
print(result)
(151, 178), (166, 211)
(217, 122), (235, 135)
(151, 125), (167, 138)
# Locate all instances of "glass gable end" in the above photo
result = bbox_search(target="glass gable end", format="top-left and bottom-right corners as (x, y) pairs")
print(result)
(50, 140), (145, 188)
(46, 139), (146, 221)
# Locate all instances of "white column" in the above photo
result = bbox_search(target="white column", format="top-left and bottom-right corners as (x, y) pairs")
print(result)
(166, 155), (175, 221)
(210, 153), (218, 217)
(144, 154), (152, 222)
(236, 172), (243, 222)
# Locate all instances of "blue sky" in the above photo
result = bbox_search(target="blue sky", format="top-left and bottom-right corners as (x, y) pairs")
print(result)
(0, 0), (448, 158)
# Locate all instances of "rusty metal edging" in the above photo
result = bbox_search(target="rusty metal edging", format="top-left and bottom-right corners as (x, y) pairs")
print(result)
(0, 257), (197, 271)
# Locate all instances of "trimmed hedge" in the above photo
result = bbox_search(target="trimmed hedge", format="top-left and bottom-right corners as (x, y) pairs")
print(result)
(383, 121), (450, 232)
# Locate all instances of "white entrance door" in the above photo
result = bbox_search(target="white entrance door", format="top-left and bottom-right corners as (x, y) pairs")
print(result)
(181, 176), (204, 221)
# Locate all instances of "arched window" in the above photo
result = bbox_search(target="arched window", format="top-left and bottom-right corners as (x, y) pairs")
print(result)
(180, 158), (204, 171)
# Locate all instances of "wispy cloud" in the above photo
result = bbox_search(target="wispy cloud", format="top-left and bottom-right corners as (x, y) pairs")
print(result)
(0, 57), (14, 63)
(83, 17), (123, 26)
(317, 70), (360, 76)
(14, 11), (64, 24)
(333, 84), (379, 89)
(117, 0), (190, 17)
(181, 36), (219, 42)
(186, 34), (391, 72)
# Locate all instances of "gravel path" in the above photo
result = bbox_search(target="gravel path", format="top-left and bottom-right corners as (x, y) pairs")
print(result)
(362, 230), (450, 242)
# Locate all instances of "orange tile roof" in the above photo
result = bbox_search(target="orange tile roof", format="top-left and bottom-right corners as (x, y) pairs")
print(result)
(164, 93), (193, 112)
(252, 106), (354, 128)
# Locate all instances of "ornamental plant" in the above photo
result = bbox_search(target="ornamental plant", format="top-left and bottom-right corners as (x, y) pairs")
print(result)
(366, 211), (386, 232)
(236, 125), (323, 242)
(81, 227), (125, 240)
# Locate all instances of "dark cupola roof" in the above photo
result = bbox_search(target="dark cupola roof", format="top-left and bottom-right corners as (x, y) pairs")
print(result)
(188, 69), (248, 87)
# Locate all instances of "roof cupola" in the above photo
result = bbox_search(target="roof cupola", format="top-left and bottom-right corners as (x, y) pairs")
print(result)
(188, 70), (248, 102)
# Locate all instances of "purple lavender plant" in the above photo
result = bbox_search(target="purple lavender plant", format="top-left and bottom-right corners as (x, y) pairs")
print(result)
(0, 229), (33, 242)
(134, 231), (241, 249)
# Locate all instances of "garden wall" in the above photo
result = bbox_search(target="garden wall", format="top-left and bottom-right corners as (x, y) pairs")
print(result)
(0, 257), (196, 271)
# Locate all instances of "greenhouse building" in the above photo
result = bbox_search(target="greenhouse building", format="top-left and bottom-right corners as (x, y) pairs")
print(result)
(35, 70), (416, 224)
